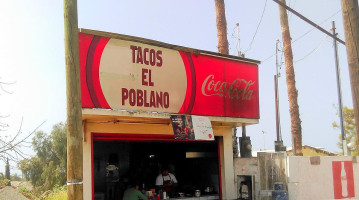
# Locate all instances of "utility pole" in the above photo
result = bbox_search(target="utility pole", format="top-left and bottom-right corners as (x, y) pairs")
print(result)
(332, 21), (348, 156)
(278, 0), (303, 156)
(275, 39), (281, 143)
(64, 0), (83, 199)
(274, 40), (286, 152)
(341, 0), (359, 154)
(236, 23), (243, 57)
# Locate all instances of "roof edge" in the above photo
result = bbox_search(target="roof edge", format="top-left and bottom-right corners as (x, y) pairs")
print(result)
(79, 28), (261, 65)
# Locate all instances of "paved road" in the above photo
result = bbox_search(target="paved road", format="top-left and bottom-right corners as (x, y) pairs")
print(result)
(0, 186), (28, 200)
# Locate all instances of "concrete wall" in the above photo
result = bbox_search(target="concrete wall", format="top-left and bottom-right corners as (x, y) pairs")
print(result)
(234, 154), (359, 200)
(287, 156), (359, 200)
(234, 157), (260, 199)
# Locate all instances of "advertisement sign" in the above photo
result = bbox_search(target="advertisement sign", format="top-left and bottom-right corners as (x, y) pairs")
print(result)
(170, 115), (213, 140)
(332, 161), (355, 199)
(79, 31), (259, 118)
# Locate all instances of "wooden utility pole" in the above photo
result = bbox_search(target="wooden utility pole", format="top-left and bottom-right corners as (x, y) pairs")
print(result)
(214, 0), (229, 54)
(341, 0), (359, 154)
(278, 0), (303, 156)
(64, 0), (83, 199)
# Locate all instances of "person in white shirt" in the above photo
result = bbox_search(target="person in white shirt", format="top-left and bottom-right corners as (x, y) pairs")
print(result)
(155, 167), (178, 197)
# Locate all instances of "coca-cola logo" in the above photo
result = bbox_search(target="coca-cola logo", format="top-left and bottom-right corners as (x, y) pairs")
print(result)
(201, 74), (255, 100)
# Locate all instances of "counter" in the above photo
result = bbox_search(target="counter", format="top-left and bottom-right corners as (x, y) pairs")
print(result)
(169, 195), (220, 200)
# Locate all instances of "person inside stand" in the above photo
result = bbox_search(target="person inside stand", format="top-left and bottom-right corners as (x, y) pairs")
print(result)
(155, 167), (178, 197)
(122, 181), (147, 200)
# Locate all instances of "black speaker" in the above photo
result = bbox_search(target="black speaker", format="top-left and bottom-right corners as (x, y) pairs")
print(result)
(239, 136), (252, 158)
(275, 141), (286, 152)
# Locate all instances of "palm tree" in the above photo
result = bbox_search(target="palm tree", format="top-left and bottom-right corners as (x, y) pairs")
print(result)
(214, 0), (229, 54)
(278, 0), (303, 155)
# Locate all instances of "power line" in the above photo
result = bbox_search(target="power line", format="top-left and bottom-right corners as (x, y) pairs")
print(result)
(272, 0), (345, 45)
(243, 0), (268, 54)
(288, 0), (297, 22)
(294, 35), (327, 63)
(292, 10), (341, 44)
(261, 9), (341, 63)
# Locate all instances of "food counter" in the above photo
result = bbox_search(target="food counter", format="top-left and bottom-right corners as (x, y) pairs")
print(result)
(169, 195), (220, 200)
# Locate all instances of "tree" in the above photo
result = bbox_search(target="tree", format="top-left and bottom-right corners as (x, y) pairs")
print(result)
(5, 158), (10, 186)
(10, 173), (21, 181)
(0, 120), (44, 164)
(214, 0), (229, 54)
(18, 157), (43, 187)
(278, 0), (303, 155)
(333, 106), (358, 155)
(19, 122), (67, 191)
(214, 0), (242, 157)
(0, 78), (45, 184)
(0, 78), (14, 132)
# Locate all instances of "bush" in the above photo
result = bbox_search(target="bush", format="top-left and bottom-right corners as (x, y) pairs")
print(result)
(19, 186), (36, 199)
(42, 184), (67, 200)
(0, 179), (10, 186)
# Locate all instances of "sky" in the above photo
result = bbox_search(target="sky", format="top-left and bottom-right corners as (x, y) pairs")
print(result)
(0, 0), (353, 173)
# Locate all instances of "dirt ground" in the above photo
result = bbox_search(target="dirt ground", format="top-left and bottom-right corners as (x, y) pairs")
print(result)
(12, 181), (33, 191)
(0, 186), (28, 200)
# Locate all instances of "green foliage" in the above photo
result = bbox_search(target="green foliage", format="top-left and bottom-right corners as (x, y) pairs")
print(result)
(18, 157), (43, 187)
(10, 173), (22, 181)
(0, 179), (10, 186)
(39, 185), (67, 200)
(18, 122), (67, 192)
(333, 106), (358, 155)
(19, 186), (36, 199)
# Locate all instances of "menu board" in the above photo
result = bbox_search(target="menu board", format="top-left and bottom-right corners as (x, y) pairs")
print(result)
(170, 115), (214, 140)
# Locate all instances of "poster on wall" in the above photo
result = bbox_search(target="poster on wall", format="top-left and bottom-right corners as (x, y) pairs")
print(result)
(79, 30), (260, 119)
(332, 161), (355, 199)
(170, 115), (214, 140)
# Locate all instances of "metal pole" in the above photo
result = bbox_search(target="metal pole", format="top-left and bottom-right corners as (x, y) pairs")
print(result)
(274, 75), (280, 141)
(275, 40), (282, 142)
(332, 21), (348, 156)
(237, 23), (241, 57)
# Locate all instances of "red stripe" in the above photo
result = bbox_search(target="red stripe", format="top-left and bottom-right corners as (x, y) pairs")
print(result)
(218, 140), (223, 200)
(79, 33), (95, 108)
(185, 53), (197, 114)
(91, 37), (110, 108)
(91, 133), (94, 200)
(86, 36), (102, 107)
(178, 52), (196, 114)
(86, 36), (111, 108)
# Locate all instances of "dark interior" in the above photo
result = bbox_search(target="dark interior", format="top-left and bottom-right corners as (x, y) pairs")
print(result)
(93, 138), (220, 200)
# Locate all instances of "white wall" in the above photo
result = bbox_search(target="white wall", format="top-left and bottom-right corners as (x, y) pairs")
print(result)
(287, 156), (359, 200)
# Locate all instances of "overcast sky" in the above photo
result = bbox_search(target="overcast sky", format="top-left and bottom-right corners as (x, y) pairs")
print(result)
(0, 0), (352, 173)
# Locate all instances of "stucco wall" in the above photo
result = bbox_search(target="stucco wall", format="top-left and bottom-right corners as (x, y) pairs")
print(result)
(234, 157), (259, 199)
(287, 156), (359, 200)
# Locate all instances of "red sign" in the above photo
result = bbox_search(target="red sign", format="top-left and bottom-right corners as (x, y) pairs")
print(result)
(332, 161), (355, 199)
(79, 31), (259, 119)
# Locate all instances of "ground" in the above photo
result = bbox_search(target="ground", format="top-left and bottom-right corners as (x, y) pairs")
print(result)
(0, 186), (28, 200)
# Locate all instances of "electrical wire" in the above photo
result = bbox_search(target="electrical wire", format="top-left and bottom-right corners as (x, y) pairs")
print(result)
(230, 25), (238, 55)
(288, 0), (297, 22)
(261, 9), (341, 63)
(243, 0), (268, 54)
(294, 35), (328, 63)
